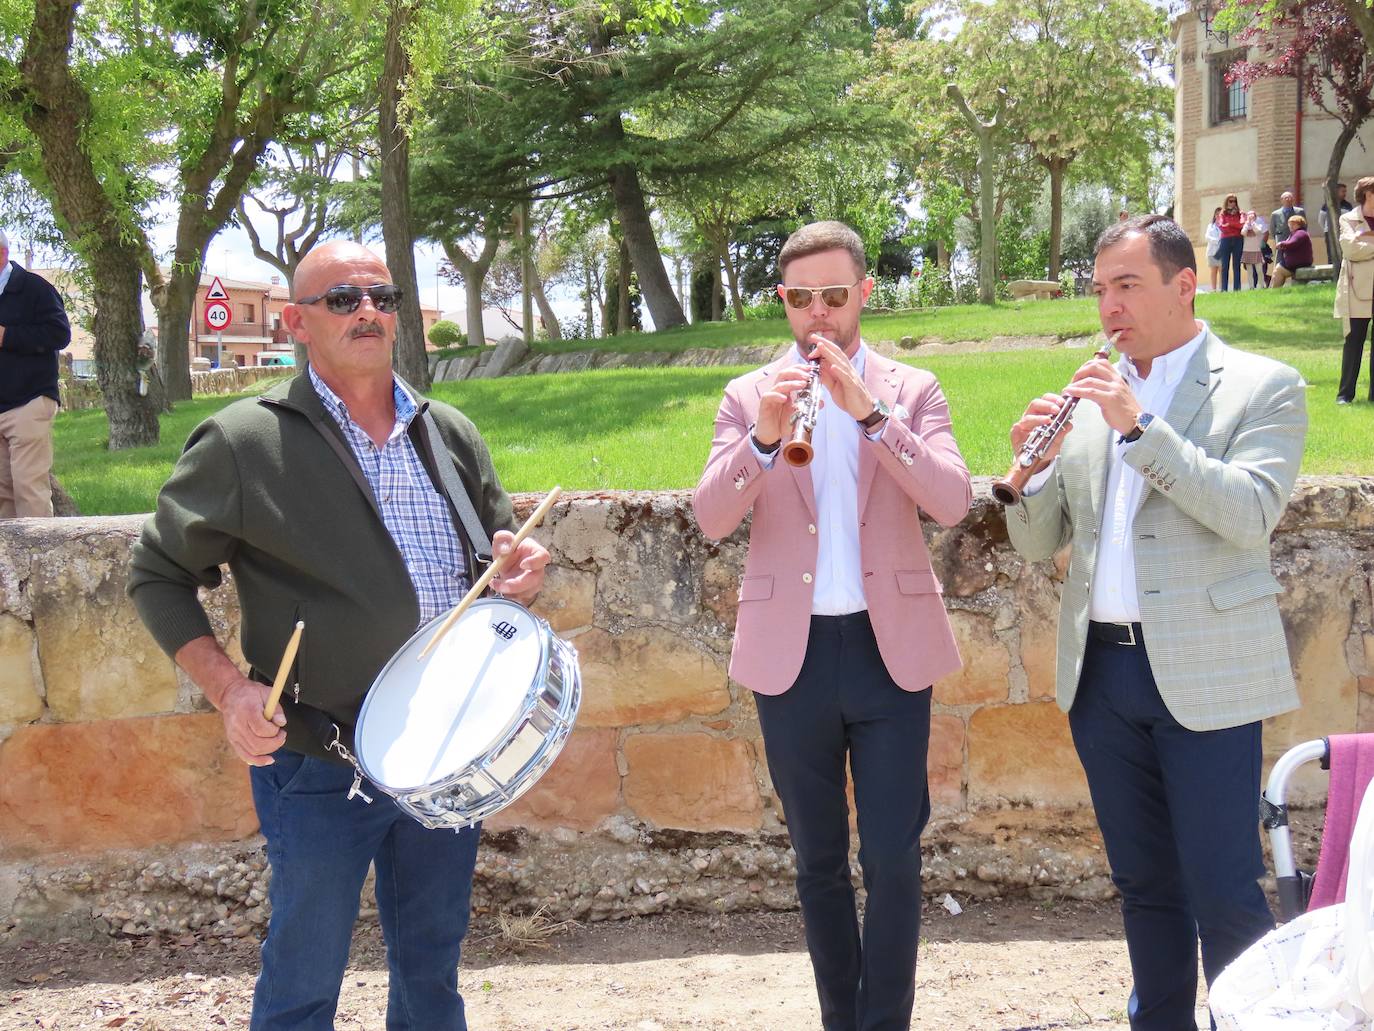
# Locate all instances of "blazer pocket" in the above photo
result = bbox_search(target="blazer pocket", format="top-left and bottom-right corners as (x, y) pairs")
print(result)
(1207, 569), (1283, 611)
(738, 575), (774, 602)
(895, 569), (944, 595)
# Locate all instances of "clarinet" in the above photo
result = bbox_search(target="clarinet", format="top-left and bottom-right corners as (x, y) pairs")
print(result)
(991, 332), (1120, 505)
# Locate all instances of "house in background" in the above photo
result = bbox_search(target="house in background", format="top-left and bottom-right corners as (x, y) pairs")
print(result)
(1171, 1), (1374, 271)
(445, 305), (545, 345)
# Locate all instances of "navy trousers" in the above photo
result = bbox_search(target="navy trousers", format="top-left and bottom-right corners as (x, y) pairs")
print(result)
(754, 611), (932, 1031)
(1069, 625), (1274, 1031)
(249, 750), (481, 1031)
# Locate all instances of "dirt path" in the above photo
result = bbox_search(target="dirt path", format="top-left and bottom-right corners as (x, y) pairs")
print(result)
(1, 898), (1211, 1030)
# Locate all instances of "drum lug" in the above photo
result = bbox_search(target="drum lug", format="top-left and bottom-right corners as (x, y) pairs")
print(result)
(347, 771), (374, 805)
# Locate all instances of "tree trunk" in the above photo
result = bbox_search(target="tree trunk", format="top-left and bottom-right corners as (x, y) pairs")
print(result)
(617, 237), (632, 334)
(1046, 158), (1066, 282)
(530, 273), (562, 341)
(157, 268), (201, 399)
(19, 0), (160, 447)
(442, 231), (500, 348)
(713, 236), (744, 320)
(380, 0), (430, 390)
(583, 261), (595, 337)
(710, 259), (723, 322)
(1326, 122), (1359, 273)
(947, 84), (1006, 306)
(936, 239), (949, 270)
(607, 157), (687, 330)
(92, 248), (161, 449)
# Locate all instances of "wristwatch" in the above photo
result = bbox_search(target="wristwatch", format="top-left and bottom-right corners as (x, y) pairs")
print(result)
(749, 423), (780, 455)
(1120, 411), (1154, 444)
(859, 398), (891, 430)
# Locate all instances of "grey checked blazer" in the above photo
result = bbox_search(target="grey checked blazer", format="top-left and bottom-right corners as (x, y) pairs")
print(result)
(1006, 329), (1307, 731)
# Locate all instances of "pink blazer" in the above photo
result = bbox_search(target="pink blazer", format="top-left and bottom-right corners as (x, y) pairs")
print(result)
(692, 350), (971, 696)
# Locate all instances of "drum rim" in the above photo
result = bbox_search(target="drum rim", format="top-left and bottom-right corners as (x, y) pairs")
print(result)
(354, 596), (553, 794)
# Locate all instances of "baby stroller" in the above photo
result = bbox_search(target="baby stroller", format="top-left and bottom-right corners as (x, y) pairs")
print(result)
(1263, 735), (1374, 922)
(1210, 734), (1374, 1028)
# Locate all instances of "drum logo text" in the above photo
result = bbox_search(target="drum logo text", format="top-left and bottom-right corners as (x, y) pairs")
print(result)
(491, 620), (518, 641)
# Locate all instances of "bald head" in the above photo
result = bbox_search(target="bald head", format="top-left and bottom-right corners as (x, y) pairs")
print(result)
(294, 241), (391, 300)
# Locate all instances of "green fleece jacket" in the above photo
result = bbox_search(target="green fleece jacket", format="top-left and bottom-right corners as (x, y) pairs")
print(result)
(128, 373), (516, 758)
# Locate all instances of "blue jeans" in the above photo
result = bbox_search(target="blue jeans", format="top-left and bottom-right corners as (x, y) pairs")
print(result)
(249, 749), (481, 1031)
(1069, 628), (1273, 1031)
(1215, 236), (1243, 291)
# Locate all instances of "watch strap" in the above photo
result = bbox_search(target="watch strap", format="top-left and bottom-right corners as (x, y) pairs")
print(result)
(750, 425), (780, 454)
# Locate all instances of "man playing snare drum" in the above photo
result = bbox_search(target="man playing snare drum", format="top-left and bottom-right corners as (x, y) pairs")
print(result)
(129, 241), (549, 1030)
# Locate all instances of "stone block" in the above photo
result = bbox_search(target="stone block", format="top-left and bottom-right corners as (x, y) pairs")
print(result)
(575, 626), (729, 727)
(928, 714), (965, 811)
(1267, 552), (1360, 799)
(485, 729), (620, 832)
(0, 614), (42, 724)
(968, 703), (1089, 806)
(529, 566), (595, 632)
(1018, 570), (1062, 702)
(31, 535), (179, 721)
(933, 611), (1010, 706)
(546, 500), (618, 566)
(701, 551), (745, 631)
(0, 714), (257, 856)
(623, 733), (761, 832)
(479, 336), (530, 378)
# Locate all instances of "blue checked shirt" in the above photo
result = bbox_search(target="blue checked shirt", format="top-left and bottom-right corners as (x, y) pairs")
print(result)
(310, 367), (468, 625)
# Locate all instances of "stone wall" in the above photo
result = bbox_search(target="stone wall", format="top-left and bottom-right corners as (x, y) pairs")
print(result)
(1, 480), (1369, 938)
(59, 366), (288, 412)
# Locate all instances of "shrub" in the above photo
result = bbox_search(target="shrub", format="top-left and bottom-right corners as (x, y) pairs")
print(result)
(428, 319), (466, 348)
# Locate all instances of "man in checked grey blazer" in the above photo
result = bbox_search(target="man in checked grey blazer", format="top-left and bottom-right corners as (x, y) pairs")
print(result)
(1004, 215), (1307, 1031)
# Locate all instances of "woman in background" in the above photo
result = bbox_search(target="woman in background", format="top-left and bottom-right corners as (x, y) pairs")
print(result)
(1335, 176), (1374, 404)
(1216, 194), (1244, 291)
(1268, 214), (1312, 288)
(1205, 207), (1223, 291)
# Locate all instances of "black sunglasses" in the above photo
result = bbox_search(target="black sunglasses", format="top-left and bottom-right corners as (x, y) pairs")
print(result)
(296, 283), (403, 315)
(780, 282), (860, 310)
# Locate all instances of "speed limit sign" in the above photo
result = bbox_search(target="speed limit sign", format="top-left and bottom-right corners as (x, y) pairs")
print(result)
(204, 299), (232, 332)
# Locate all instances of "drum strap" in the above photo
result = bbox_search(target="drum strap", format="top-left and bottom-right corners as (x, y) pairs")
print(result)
(251, 667), (356, 767)
(419, 408), (494, 567)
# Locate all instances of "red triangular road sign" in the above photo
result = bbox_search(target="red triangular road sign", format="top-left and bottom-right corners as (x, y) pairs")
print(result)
(206, 276), (229, 301)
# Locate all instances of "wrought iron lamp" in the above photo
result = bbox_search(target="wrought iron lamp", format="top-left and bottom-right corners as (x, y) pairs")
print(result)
(1196, 1), (1230, 47)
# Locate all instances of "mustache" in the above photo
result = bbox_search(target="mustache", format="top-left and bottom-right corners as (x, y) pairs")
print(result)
(349, 321), (386, 339)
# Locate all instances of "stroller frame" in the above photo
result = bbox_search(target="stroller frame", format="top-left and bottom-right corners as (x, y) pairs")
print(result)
(1261, 737), (1330, 922)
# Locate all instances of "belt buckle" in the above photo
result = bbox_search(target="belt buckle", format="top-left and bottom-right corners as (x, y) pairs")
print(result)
(1118, 622), (1137, 646)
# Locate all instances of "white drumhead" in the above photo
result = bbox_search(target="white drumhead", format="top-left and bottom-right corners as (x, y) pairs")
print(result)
(356, 599), (543, 790)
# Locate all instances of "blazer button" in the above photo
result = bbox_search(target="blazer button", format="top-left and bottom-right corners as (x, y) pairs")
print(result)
(802, 573), (813, 584)
(808, 523), (817, 534)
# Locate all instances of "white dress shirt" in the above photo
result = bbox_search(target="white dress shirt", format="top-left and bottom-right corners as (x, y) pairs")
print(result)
(1025, 323), (1208, 623)
(752, 342), (881, 615)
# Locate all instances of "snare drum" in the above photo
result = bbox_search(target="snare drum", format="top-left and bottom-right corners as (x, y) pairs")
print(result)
(351, 597), (581, 830)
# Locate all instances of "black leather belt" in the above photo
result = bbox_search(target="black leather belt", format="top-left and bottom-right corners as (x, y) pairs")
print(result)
(1088, 620), (1144, 646)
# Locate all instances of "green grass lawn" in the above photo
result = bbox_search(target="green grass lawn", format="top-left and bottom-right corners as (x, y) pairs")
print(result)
(53, 284), (1372, 515)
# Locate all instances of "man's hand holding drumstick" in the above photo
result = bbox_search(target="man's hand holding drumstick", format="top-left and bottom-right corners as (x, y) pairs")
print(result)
(487, 529), (551, 605)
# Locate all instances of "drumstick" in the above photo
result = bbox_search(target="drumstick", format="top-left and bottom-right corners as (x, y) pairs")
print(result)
(262, 620), (305, 720)
(418, 486), (562, 660)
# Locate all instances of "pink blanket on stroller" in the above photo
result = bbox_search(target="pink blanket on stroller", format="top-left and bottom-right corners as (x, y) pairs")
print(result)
(1308, 734), (1374, 910)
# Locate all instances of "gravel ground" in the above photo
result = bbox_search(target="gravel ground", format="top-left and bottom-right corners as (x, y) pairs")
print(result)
(0, 897), (1218, 1030)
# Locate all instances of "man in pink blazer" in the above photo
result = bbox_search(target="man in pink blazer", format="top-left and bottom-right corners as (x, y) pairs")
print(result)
(693, 221), (971, 1031)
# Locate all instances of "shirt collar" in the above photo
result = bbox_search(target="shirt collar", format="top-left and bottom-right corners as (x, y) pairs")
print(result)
(0, 262), (14, 293)
(1120, 322), (1206, 390)
(309, 365), (416, 432)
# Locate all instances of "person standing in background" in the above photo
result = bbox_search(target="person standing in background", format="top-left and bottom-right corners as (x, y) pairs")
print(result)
(0, 229), (71, 518)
